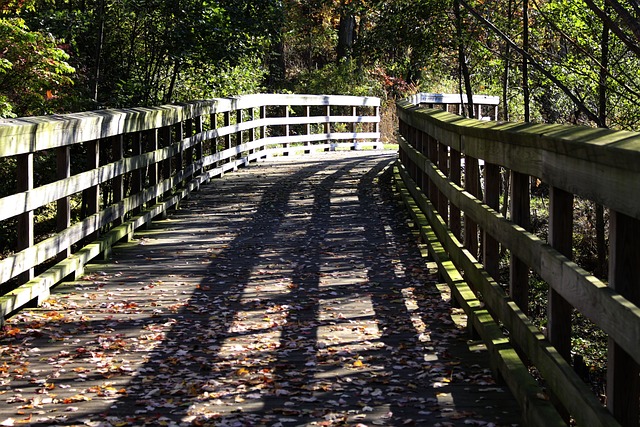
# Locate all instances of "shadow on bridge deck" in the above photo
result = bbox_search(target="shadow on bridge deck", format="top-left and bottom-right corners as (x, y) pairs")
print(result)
(0, 151), (521, 426)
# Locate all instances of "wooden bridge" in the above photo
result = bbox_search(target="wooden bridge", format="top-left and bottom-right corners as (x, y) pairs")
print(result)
(0, 93), (638, 426)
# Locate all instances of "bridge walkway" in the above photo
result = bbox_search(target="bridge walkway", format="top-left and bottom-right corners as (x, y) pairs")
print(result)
(0, 151), (521, 426)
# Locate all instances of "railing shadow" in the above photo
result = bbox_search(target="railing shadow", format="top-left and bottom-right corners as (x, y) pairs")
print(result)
(0, 153), (519, 426)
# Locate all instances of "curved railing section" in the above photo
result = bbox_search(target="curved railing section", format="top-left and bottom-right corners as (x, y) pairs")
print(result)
(395, 96), (640, 427)
(0, 94), (380, 320)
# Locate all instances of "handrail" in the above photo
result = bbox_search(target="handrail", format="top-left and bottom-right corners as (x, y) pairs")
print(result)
(0, 93), (380, 320)
(395, 97), (640, 426)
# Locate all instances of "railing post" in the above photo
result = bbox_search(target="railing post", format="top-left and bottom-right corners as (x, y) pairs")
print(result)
(548, 187), (573, 361)
(236, 108), (243, 161)
(509, 171), (530, 313)
(175, 121), (185, 189)
(147, 129), (158, 208)
(131, 132), (143, 217)
(449, 148), (462, 240)
(224, 111), (231, 161)
(375, 105), (380, 148)
(17, 153), (34, 283)
(325, 105), (333, 151)
(427, 135), (438, 201)
(437, 141), (449, 223)
(84, 139), (100, 242)
(112, 135), (124, 228)
(56, 146), (71, 261)
(194, 115), (203, 178)
(351, 105), (357, 150)
(184, 118), (194, 185)
(305, 105), (311, 154)
(464, 155), (480, 258)
(283, 106), (290, 156)
(607, 211), (640, 426)
(483, 163), (500, 279)
(160, 125), (172, 218)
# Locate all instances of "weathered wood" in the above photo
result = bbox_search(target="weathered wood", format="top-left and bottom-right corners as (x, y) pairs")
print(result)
(0, 94), (382, 318)
(395, 161), (621, 427)
(438, 141), (449, 223)
(396, 100), (640, 220)
(548, 186), (573, 361)
(449, 148), (462, 240)
(398, 137), (640, 367)
(17, 153), (34, 283)
(607, 211), (640, 426)
(56, 146), (71, 261)
(85, 139), (100, 242)
(464, 155), (480, 259)
(483, 163), (500, 280)
(112, 135), (124, 227)
(510, 171), (529, 314)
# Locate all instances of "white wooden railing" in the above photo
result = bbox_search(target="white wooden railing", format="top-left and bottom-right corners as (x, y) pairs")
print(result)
(0, 94), (380, 321)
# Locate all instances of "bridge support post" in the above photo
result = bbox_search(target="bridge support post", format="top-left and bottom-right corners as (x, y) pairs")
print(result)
(607, 211), (640, 427)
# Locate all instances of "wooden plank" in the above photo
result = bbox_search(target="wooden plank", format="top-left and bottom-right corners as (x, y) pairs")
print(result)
(396, 101), (640, 220)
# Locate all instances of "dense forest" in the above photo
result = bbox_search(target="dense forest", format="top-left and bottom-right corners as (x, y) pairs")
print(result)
(2, 0), (640, 132)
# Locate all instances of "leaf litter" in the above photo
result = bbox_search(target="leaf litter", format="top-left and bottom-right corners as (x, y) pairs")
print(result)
(0, 153), (520, 426)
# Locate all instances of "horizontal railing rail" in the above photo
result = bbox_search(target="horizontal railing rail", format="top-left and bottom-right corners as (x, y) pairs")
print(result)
(0, 93), (380, 320)
(395, 97), (640, 426)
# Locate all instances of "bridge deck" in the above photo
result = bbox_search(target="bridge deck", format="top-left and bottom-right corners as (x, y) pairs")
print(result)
(0, 151), (521, 426)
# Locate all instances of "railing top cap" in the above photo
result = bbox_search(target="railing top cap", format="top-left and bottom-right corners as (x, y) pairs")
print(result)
(0, 93), (380, 157)
(411, 93), (500, 106)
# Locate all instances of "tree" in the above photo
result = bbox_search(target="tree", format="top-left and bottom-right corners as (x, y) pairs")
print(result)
(0, 17), (75, 117)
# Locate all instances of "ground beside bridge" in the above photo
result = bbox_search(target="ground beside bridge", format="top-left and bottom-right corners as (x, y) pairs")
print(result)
(0, 151), (521, 427)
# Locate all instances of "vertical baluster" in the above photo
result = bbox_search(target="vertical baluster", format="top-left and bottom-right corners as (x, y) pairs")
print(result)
(194, 115), (203, 179)
(131, 132), (143, 217)
(236, 108), (243, 162)
(483, 163), (501, 280)
(112, 135), (124, 227)
(438, 141), (449, 224)
(351, 105), (357, 150)
(85, 139), (100, 242)
(449, 148), (462, 240)
(305, 105), (311, 154)
(607, 211), (640, 426)
(509, 171), (530, 313)
(17, 153), (34, 283)
(185, 118), (193, 185)
(464, 155), (480, 259)
(56, 146), (71, 261)
(147, 129), (158, 207)
(160, 125), (172, 218)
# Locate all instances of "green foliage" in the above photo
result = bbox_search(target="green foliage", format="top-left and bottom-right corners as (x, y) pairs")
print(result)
(295, 60), (387, 99)
(0, 17), (74, 117)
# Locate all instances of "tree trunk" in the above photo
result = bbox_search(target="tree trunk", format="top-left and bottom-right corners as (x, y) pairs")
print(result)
(337, 12), (356, 61)
(455, 0), (474, 118)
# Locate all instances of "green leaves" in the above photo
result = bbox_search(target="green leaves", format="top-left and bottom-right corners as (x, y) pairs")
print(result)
(0, 17), (74, 117)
